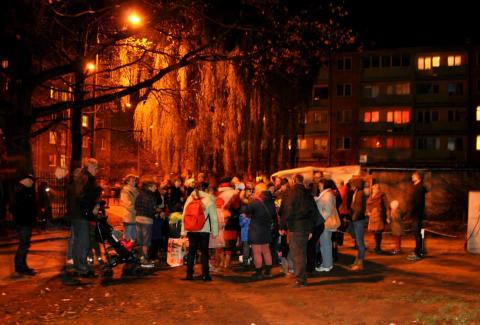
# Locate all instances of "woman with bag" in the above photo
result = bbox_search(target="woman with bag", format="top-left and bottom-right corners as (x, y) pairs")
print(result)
(315, 179), (338, 272)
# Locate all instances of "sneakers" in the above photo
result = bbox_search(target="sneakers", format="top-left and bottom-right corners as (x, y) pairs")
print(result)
(202, 275), (212, 282)
(315, 266), (333, 272)
(406, 253), (422, 261)
(391, 249), (402, 255)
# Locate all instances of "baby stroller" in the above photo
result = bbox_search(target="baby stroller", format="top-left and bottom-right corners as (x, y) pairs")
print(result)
(94, 203), (144, 277)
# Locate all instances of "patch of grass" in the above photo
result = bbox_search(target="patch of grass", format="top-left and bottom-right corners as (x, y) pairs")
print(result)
(415, 302), (480, 325)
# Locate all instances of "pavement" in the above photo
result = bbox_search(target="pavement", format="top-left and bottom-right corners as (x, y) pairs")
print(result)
(0, 205), (125, 285)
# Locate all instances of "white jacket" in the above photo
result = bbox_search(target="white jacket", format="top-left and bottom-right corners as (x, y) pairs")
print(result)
(120, 185), (139, 224)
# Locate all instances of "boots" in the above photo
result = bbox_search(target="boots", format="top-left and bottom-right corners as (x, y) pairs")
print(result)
(263, 265), (273, 278)
(351, 259), (364, 271)
(333, 245), (339, 262)
(251, 268), (264, 281)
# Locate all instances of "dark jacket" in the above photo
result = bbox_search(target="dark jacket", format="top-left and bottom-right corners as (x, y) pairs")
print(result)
(351, 189), (366, 221)
(67, 171), (101, 221)
(279, 184), (321, 232)
(410, 183), (427, 220)
(245, 191), (276, 244)
(135, 189), (157, 219)
(12, 184), (36, 227)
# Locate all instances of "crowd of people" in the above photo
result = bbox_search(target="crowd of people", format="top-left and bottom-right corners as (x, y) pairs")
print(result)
(9, 159), (428, 287)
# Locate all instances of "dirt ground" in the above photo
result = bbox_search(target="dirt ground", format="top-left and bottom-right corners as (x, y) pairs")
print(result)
(0, 227), (479, 325)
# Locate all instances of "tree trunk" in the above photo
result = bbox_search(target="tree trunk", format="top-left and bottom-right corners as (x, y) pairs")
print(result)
(70, 72), (84, 174)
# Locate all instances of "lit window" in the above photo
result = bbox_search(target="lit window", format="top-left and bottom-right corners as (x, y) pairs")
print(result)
(364, 112), (372, 122)
(297, 139), (307, 149)
(60, 155), (66, 168)
(424, 57), (431, 69)
(313, 138), (328, 151)
(1, 60), (8, 69)
(387, 111), (393, 122)
(48, 154), (56, 167)
(82, 115), (89, 128)
(61, 130), (67, 146)
(477, 135), (480, 150)
(49, 131), (56, 144)
(50, 88), (54, 99)
(432, 56), (440, 67)
(402, 110), (410, 123)
(418, 57), (424, 70)
(371, 111), (380, 122)
(448, 55), (462, 66)
(476, 106), (480, 121)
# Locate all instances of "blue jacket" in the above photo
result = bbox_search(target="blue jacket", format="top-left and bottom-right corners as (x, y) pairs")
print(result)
(239, 213), (250, 242)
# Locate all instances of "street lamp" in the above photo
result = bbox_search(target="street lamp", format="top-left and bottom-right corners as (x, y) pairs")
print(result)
(127, 11), (142, 28)
(85, 62), (96, 74)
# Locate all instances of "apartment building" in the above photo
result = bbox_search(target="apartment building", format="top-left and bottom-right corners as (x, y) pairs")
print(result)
(300, 46), (478, 168)
(298, 51), (361, 167)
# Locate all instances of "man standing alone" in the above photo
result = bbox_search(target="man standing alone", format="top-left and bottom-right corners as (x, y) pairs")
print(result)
(279, 174), (322, 287)
(407, 171), (427, 262)
(12, 174), (37, 276)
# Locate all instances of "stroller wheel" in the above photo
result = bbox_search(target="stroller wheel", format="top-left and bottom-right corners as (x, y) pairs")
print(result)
(102, 268), (113, 278)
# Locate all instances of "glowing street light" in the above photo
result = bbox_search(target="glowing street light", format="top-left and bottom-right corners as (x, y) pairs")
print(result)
(85, 62), (96, 73)
(127, 12), (142, 27)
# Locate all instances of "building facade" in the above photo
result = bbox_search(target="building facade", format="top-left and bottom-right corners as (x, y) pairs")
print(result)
(300, 46), (480, 168)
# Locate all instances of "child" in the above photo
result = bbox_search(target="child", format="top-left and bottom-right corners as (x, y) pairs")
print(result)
(239, 213), (251, 267)
(388, 200), (404, 254)
(149, 207), (169, 264)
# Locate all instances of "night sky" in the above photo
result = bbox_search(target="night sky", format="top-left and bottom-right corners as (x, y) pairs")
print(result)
(347, 0), (478, 47)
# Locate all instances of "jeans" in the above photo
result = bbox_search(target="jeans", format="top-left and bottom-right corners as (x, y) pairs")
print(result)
(281, 254), (294, 273)
(15, 226), (32, 272)
(412, 218), (423, 256)
(289, 231), (309, 282)
(320, 229), (333, 268)
(71, 219), (90, 274)
(242, 241), (251, 264)
(186, 232), (210, 277)
(124, 223), (136, 241)
(306, 224), (324, 272)
(352, 220), (366, 260)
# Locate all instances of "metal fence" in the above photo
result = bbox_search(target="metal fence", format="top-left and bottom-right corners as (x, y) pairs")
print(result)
(36, 172), (68, 219)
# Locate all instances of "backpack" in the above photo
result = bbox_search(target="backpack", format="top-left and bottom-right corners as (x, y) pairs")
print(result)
(184, 198), (208, 231)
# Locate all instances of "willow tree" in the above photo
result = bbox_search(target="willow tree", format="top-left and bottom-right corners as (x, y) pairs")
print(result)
(0, 0), (353, 178)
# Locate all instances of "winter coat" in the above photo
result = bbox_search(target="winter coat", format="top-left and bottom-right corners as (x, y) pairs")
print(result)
(315, 189), (336, 224)
(120, 184), (139, 224)
(409, 183), (427, 221)
(181, 191), (218, 236)
(239, 213), (250, 242)
(135, 189), (157, 224)
(12, 184), (36, 227)
(350, 189), (366, 221)
(366, 191), (389, 232)
(279, 184), (321, 233)
(389, 208), (405, 236)
(245, 191), (276, 244)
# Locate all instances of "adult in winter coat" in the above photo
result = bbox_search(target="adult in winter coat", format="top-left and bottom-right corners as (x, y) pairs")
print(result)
(135, 179), (158, 262)
(181, 188), (219, 281)
(366, 183), (390, 254)
(279, 174), (322, 287)
(244, 183), (277, 280)
(314, 179), (337, 272)
(120, 175), (139, 241)
(67, 159), (101, 278)
(350, 178), (367, 271)
(407, 171), (427, 261)
(12, 174), (37, 276)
